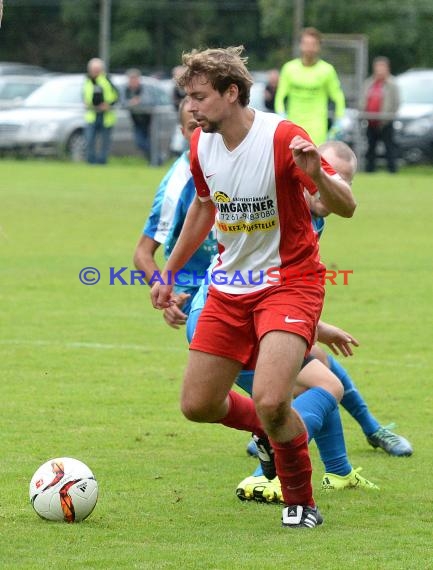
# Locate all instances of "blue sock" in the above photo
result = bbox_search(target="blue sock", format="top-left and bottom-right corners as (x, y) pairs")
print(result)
(328, 354), (380, 437)
(314, 406), (352, 476)
(292, 387), (336, 442)
(293, 387), (351, 476)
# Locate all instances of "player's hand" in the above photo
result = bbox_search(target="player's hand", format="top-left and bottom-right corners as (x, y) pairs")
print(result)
(151, 282), (175, 310)
(163, 293), (190, 329)
(317, 321), (359, 357)
(290, 135), (321, 179)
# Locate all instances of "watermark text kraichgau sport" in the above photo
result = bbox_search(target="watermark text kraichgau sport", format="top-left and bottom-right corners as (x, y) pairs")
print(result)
(78, 267), (353, 286)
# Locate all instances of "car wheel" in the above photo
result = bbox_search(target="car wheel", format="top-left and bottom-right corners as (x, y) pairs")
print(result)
(67, 130), (86, 162)
(402, 147), (424, 165)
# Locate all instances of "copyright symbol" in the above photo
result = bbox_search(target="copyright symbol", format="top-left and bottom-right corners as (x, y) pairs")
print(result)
(79, 267), (100, 285)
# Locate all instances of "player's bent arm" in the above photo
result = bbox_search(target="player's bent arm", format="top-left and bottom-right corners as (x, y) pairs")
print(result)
(133, 235), (161, 284)
(291, 136), (355, 218)
(304, 190), (330, 218)
(274, 67), (290, 116)
(313, 169), (356, 218)
(327, 67), (346, 119)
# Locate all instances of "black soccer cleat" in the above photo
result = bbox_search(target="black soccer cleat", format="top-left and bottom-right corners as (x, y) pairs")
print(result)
(252, 433), (276, 480)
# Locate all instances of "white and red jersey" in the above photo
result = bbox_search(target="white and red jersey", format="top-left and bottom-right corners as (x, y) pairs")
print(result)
(190, 110), (337, 294)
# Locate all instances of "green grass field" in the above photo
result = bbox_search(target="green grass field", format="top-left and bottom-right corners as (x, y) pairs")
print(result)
(1, 159), (432, 569)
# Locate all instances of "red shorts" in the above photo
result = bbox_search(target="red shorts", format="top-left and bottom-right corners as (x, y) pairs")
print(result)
(189, 280), (324, 365)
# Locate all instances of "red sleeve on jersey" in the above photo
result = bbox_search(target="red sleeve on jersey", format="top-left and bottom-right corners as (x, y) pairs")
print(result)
(189, 128), (210, 200)
(274, 121), (337, 195)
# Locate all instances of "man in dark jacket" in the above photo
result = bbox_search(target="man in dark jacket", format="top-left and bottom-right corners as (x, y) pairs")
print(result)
(360, 57), (400, 173)
(124, 68), (152, 162)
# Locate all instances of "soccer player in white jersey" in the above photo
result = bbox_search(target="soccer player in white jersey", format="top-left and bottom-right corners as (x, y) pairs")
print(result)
(151, 46), (355, 529)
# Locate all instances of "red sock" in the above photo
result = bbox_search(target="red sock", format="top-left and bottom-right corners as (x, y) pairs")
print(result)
(270, 432), (315, 507)
(218, 391), (266, 439)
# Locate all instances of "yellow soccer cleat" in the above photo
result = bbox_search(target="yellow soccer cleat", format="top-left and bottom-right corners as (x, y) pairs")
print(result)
(322, 467), (379, 491)
(236, 475), (283, 504)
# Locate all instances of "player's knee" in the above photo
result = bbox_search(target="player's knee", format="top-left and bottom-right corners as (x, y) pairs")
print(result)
(254, 396), (289, 432)
(180, 397), (215, 423)
(323, 377), (344, 402)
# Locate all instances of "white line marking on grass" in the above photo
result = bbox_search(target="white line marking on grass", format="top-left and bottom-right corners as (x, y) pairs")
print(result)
(0, 339), (185, 352)
(0, 341), (426, 367)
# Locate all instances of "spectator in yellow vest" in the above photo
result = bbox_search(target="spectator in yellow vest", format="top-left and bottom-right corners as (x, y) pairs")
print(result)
(83, 58), (118, 164)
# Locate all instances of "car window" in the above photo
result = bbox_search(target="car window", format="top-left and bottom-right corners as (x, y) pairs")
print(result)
(250, 82), (266, 111)
(0, 81), (42, 100)
(25, 80), (83, 107)
(141, 82), (171, 106)
(398, 73), (433, 105)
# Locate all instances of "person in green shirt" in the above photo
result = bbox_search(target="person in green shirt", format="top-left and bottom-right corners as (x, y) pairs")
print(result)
(274, 27), (346, 145)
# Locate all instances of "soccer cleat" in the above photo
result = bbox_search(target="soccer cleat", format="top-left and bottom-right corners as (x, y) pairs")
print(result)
(252, 434), (276, 480)
(321, 467), (379, 491)
(246, 438), (259, 457)
(367, 425), (413, 457)
(236, 475), (283, 504)
(282, 505), (323, 529)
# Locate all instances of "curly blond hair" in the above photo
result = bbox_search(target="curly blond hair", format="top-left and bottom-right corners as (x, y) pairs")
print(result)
(177, 46), (253, 107)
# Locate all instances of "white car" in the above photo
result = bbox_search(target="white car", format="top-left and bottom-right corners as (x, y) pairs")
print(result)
(0, 73), (177, 163)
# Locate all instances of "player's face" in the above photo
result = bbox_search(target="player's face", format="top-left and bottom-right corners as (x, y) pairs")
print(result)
(185, 75), (230, 133)
(300, 35), (321, 61)
(180, 104), (199, 144)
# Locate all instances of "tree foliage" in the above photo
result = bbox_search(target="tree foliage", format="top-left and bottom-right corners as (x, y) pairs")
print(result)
(1, 0), (432, 74)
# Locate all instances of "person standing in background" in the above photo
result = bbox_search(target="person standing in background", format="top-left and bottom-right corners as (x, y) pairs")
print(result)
(361, 56), (400, 173)
(274, 27), (346, 145)
(264, 69), (279, 112)
(83, 58), (118, 165)
(124, 68), (151, 162)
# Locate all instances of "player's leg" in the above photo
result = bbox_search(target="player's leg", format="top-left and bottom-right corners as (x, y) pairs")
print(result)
(181, 350), (244, 422)
(183, 287), (267, 437)
(311, 344), (381, 435)
(253, 331), (322, 528)
(237, 359), (378, 502)
(365, 124), (378, 172)
(311, 344), (413, 456)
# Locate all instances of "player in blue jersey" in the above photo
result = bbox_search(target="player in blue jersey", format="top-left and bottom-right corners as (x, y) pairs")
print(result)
(302, 142), (412, 459)
(133, 98), (217, 319)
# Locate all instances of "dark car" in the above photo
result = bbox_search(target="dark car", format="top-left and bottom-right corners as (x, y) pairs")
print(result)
(0, 73), (177, 163)
(393, 69), (433, 164)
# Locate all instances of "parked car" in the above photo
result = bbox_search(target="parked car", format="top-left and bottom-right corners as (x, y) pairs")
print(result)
(0, 73), (177, 163)
(339, 69), (433, 165)
(393, 69), (433, 164)
(0, 62), (50, 76)
(0, 75), (50, 109)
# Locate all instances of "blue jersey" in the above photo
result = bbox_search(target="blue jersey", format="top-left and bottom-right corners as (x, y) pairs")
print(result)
(143, 151), (217, 311)
(164, 176), (217, 279)
(311, 214), (325, 238)
(144, 152), (191, 245)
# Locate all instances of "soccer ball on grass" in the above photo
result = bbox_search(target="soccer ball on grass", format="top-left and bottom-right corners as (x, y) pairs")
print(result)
(29, 457), (98, 522)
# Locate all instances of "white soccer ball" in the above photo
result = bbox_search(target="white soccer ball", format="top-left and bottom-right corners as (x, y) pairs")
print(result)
(29, 457), (98, 523)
